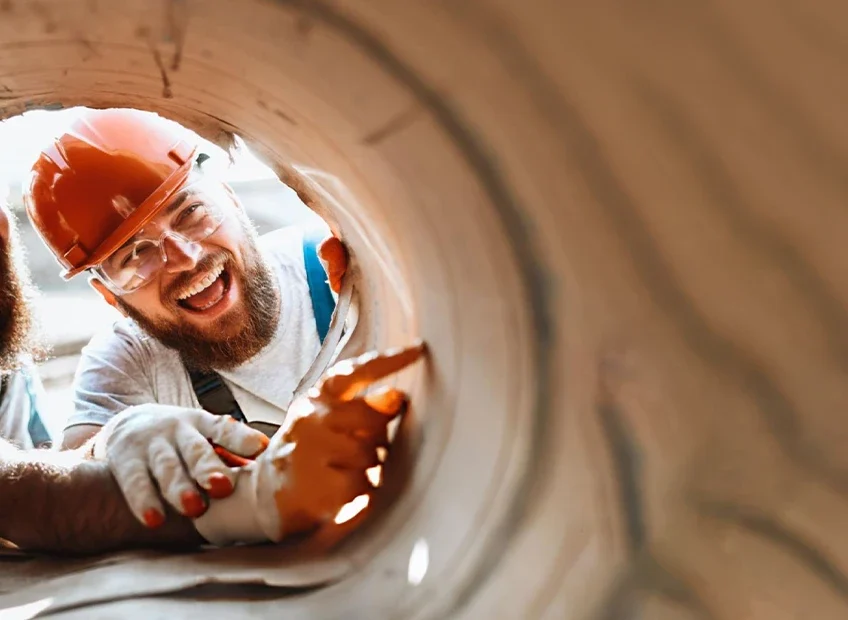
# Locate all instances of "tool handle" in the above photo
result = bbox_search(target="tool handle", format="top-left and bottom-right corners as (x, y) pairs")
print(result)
(207, 439), (255, 468)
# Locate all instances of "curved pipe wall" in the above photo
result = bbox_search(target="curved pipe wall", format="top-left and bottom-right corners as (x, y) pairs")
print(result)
(2, 1), (848, 618)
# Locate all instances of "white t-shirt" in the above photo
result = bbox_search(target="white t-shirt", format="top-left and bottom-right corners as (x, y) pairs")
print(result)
(0, 365), (52, 449)
(69, 227), (321, 430)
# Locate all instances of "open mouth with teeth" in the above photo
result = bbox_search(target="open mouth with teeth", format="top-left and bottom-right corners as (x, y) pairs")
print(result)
(174, 256), (233, 314)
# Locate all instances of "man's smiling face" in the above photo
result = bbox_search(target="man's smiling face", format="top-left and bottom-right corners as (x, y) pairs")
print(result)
(104, 179), (279, 371)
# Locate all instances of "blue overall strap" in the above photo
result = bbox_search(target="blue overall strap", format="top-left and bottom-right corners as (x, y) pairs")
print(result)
(21, 370), (51, 447)
(302, 231), (337, 345)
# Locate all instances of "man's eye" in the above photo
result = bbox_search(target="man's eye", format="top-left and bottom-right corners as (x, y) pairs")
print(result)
(119, 251), (138, 268)
(119, 243), (155, 268)
(114, 249), (135, 268)
(178, 203), (204, 222)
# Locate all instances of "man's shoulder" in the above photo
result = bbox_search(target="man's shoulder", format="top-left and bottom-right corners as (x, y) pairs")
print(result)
(90, 315), (146, 346)
(258, 223), (330, 273)
(1, 367), (31, 398)
(82, 316), (171, 365)
(0, 365), (50, 448)
(258, 226), (304, 258)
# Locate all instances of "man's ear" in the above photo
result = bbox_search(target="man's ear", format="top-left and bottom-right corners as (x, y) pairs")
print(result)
(89, 277), (127, 316)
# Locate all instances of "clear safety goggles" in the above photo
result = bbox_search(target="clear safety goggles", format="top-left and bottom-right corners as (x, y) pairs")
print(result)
(93, 178), (230, 295)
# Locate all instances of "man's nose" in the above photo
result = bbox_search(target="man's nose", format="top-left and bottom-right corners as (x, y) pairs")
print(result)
(161, 234), (202, 273)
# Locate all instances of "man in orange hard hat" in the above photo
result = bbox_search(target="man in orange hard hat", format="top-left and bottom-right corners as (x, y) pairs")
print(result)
(0, 195), (421, 554)
(24, 107), (388, 547)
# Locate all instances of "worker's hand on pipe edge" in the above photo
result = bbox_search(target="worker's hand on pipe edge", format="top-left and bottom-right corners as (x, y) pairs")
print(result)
(194, 341), (425, 547)
(92, 404), (269, 528)
(317, 235), (347, 295)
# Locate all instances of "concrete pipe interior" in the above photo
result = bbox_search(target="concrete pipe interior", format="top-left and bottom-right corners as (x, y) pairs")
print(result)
(4, 1), (848, 619)
(0, 1), (554, 619)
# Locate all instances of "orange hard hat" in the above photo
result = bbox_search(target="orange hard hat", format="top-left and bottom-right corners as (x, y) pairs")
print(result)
(25, 108), (199, 279)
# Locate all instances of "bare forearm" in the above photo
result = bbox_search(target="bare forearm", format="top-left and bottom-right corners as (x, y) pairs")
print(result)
(0, 439), (204, 555)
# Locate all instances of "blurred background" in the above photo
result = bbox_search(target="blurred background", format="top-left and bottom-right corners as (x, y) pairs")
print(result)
(0, 107), (324, 436)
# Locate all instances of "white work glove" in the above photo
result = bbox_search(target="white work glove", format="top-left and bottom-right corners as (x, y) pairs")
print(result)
(193, 461), (277, 546)
(195, 342), (425, 547)
(93, 404), (269, 528)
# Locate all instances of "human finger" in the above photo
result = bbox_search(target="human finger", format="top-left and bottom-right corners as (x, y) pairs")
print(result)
(148, 435), (207, 519)
(320, 342), (426, 401)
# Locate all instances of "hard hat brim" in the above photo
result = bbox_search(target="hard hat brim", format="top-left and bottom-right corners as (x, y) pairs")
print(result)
(62, 147), (199, 280)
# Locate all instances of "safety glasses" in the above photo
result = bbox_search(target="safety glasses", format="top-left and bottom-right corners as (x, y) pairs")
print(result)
(93, 178), (231, 295)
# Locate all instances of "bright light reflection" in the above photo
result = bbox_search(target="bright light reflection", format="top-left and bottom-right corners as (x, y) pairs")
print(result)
(327, 359), (355, 377)
(287, 397), (316, 419)
(407, 539), (429, 586)
(334, 493), (370, 524)
(0, 597), (54, 620)
(366, 465), (382, 487)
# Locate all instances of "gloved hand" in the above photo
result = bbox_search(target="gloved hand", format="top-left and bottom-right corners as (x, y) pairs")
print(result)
(194, 341), (425, 546)
(317, 235), (347, 294)
(92, 404), (269, 528)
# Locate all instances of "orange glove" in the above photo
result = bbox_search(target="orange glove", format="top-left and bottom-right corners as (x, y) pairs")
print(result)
(317, 235), (347, 294)
(194, 341), (425, 546)
(268, 341), (425, 538)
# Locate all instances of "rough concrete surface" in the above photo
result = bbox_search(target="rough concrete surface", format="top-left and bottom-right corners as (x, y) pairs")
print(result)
(1, 0), (848, 618)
